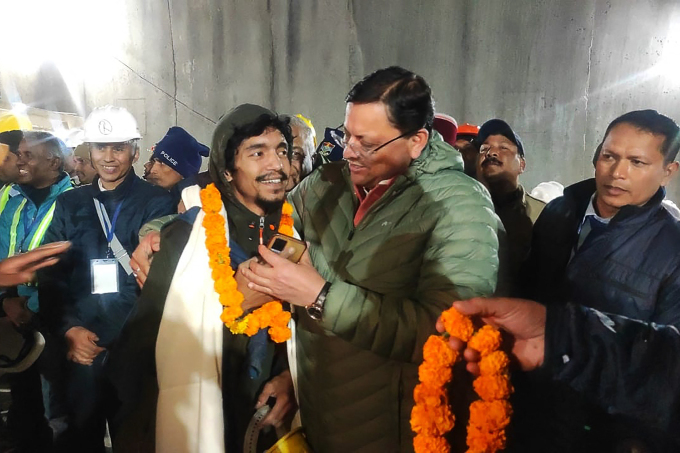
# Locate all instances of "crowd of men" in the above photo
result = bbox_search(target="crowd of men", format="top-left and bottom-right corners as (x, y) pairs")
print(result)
(0, 65), (679, 453)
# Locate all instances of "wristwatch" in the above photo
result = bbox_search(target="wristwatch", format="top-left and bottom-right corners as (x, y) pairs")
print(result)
(306, 281), (331, 321)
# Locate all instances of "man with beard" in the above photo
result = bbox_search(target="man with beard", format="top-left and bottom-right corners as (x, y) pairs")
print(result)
(475, 119), (545, 286)
(110, 104), (296, 453)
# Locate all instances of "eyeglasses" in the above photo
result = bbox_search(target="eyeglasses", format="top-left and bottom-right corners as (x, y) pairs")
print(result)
(479, 143), (519, 156)
(331, 125), (420, 158)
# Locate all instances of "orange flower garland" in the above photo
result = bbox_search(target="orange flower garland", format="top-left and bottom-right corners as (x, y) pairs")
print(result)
(200, 183), (293, 343)
(411, 307), (513, 453)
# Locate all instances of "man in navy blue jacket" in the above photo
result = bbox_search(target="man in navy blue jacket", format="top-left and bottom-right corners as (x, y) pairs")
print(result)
(520, 110), (680, 452)
(38, 106), (174, 452)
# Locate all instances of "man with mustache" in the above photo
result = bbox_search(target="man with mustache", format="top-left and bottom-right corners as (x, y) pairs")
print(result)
(475, 119), (545, 287)
(110, 105), (297, 453)
(242, 67), (501, 452)
(519, 110), (680, 452)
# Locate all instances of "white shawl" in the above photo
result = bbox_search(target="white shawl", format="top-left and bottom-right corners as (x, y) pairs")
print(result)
(155, 185), (225, 453)
(154, 185), (302, 452)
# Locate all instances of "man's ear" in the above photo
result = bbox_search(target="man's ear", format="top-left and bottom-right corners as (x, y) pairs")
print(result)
(519, 156), (526, 174)
(132, 147), (140, 164)
(662, 161), (680, 186)
(408, 129), (429, 160)
(51, 155), (63, 172)
(224, 170), (233, 182)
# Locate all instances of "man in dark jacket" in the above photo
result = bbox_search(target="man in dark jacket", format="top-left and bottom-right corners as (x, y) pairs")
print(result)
(38, 106), (174, 452)
(441, 296), (680, 450)
(475, 119), (545, 289)
(521, 109), (680, 452)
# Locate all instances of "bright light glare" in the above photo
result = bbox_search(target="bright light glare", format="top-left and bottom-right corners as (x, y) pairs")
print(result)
(0, 0), (127, 75)
(653, 18), (680, 83)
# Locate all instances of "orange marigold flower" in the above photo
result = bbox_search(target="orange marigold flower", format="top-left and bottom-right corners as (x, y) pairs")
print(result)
(479, 351), (510, 377)
(413, 382), (447, 407)
(466, 425), (507, 453)
(244, 316), (261, 336)
(472, 374), (513, 401)
(411, 402), (455, 436)
(418, 360), (452, 388)
(220, 307), (241, 325)
(281, 201), (293, 216)
(468, 400), (512, 432)
(468, 325), (502, 357)
(440, 307), (474, 342)
(268, 325), (291, 343)
(423, 335), (458, 367)
(413, 433), (450, 453)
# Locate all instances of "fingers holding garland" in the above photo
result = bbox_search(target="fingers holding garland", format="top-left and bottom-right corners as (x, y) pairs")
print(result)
(412, 306), (514, 453)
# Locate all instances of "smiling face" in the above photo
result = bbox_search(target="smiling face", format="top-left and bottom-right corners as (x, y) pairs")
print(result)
(16, 139), (60, 189)
(89, 141), (139, 190)
(342, 102), (427, 189)
(73, 155), (98, 185)
(595, 122), (678, 218)
(224, 127), (290, 216)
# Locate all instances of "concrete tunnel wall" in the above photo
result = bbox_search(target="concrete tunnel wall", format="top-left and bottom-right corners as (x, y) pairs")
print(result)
(2, 0), (680, 201)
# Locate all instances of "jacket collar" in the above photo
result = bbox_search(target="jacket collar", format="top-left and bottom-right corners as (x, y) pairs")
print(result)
(491, 184), (526, 210)
(92, 169), (138, 200)
(16, 172), (73, 202)
(564, 178), (666, 226)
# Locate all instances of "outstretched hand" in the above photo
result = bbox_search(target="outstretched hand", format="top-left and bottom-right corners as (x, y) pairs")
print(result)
(0, 241), (71, 287)
(437, 297), (546, 374)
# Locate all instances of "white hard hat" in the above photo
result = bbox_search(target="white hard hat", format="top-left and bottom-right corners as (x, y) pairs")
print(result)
(83, 105), (142, 143)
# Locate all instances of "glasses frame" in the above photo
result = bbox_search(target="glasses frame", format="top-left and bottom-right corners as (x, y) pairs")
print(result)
(332, 124), (422, 158)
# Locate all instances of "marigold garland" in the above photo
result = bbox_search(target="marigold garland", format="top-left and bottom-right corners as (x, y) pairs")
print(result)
(411, 306), (513, 453)
(200, 183), (293, 343)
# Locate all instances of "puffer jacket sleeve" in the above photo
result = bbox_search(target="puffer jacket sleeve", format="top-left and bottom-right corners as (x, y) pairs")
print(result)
(545, 303), (680, 433)
(292, 177), (500, 363)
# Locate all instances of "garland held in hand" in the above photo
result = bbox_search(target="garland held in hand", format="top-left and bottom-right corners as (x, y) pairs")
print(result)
(411, 307), (513, 453)
(200, 183), (293, 343)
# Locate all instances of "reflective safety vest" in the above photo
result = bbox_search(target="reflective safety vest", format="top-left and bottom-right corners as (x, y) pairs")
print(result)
(8, 186), (73, 256)
(0, 184), (13, 216)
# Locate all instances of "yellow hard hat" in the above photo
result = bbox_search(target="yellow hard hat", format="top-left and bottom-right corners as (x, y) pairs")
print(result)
(0, 112), (33, 133)
(295, 114), (317, 147)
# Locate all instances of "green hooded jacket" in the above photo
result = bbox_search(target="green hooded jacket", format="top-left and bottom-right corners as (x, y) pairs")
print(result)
(288, 133), (501, 452)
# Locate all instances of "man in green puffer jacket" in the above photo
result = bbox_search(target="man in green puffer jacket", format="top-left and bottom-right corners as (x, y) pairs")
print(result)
(243, 66), (502, 452)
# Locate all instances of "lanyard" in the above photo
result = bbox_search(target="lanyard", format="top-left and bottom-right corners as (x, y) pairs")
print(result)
(95, 199), (124, 247)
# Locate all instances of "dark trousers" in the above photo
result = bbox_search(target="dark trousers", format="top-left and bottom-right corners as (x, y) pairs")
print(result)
(6, 364), (53, 452)
(57, 353), (118, 453)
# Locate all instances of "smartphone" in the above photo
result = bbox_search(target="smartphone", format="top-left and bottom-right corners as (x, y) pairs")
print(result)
(266, 233), (307, 263)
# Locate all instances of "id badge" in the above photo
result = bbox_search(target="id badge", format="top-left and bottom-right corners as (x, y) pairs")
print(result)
(91, 259), (119, 294)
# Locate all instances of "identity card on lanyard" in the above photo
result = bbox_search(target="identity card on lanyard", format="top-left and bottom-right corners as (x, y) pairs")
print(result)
(92, 198), (127, 294)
